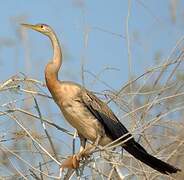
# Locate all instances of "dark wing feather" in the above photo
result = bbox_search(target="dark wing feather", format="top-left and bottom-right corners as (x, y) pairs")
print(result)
(81, 90), (132, 141)
(81, 90), (181, 174)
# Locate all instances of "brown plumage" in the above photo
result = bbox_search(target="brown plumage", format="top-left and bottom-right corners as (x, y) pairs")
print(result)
(21, 23), (181, 175)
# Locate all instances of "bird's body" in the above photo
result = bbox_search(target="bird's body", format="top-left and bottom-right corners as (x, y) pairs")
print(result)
(46, 79), (112, 146)
(22, 23), (181, 175)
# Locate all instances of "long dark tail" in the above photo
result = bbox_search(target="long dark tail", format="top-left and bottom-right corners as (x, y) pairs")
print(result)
(124, 140), (181, 174)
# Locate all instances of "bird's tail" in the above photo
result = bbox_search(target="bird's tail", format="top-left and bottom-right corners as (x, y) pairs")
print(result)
(123, 140), (181, 174)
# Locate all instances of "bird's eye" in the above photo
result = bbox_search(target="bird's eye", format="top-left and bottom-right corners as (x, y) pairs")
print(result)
(40, 25), (44, 28)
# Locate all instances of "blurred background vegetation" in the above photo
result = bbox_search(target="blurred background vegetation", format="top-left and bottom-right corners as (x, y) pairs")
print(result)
(0, 0), (184, 179)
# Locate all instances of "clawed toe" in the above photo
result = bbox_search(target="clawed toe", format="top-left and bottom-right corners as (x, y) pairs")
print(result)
(61, 155), (80, 169)
(60, 149), (94, 170)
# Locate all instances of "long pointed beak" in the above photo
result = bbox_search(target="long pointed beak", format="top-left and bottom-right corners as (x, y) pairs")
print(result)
(21, 23), (40, 32)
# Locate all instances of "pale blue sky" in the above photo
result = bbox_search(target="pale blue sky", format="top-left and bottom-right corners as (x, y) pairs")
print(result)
(0, 0), (184, 91)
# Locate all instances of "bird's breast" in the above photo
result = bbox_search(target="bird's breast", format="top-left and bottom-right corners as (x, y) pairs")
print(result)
(48, 82), (112, 145)
(51, 83), (98, 141)
(61, 100), (99, 141)
(61, 100), (112, 145)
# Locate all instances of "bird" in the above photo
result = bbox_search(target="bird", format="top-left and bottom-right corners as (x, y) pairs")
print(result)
(21, 23), (181, 175)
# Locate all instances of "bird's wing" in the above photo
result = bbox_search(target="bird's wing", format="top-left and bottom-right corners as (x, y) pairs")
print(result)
(81, 90), (132, 141)
(80, 90), (181, 175)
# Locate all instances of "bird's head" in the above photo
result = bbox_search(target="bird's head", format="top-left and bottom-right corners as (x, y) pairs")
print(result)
(21, 23), (53, 36)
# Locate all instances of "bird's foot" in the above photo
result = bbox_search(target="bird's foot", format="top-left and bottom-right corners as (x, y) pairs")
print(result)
(61, 154), (80, 169)
(60, 153), (88, 170)
(60, 145), (96, 170)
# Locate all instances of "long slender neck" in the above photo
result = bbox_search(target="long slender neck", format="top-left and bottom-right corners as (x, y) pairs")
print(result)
(50, 31), (62, 73)
(45, 30), (62, 86)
